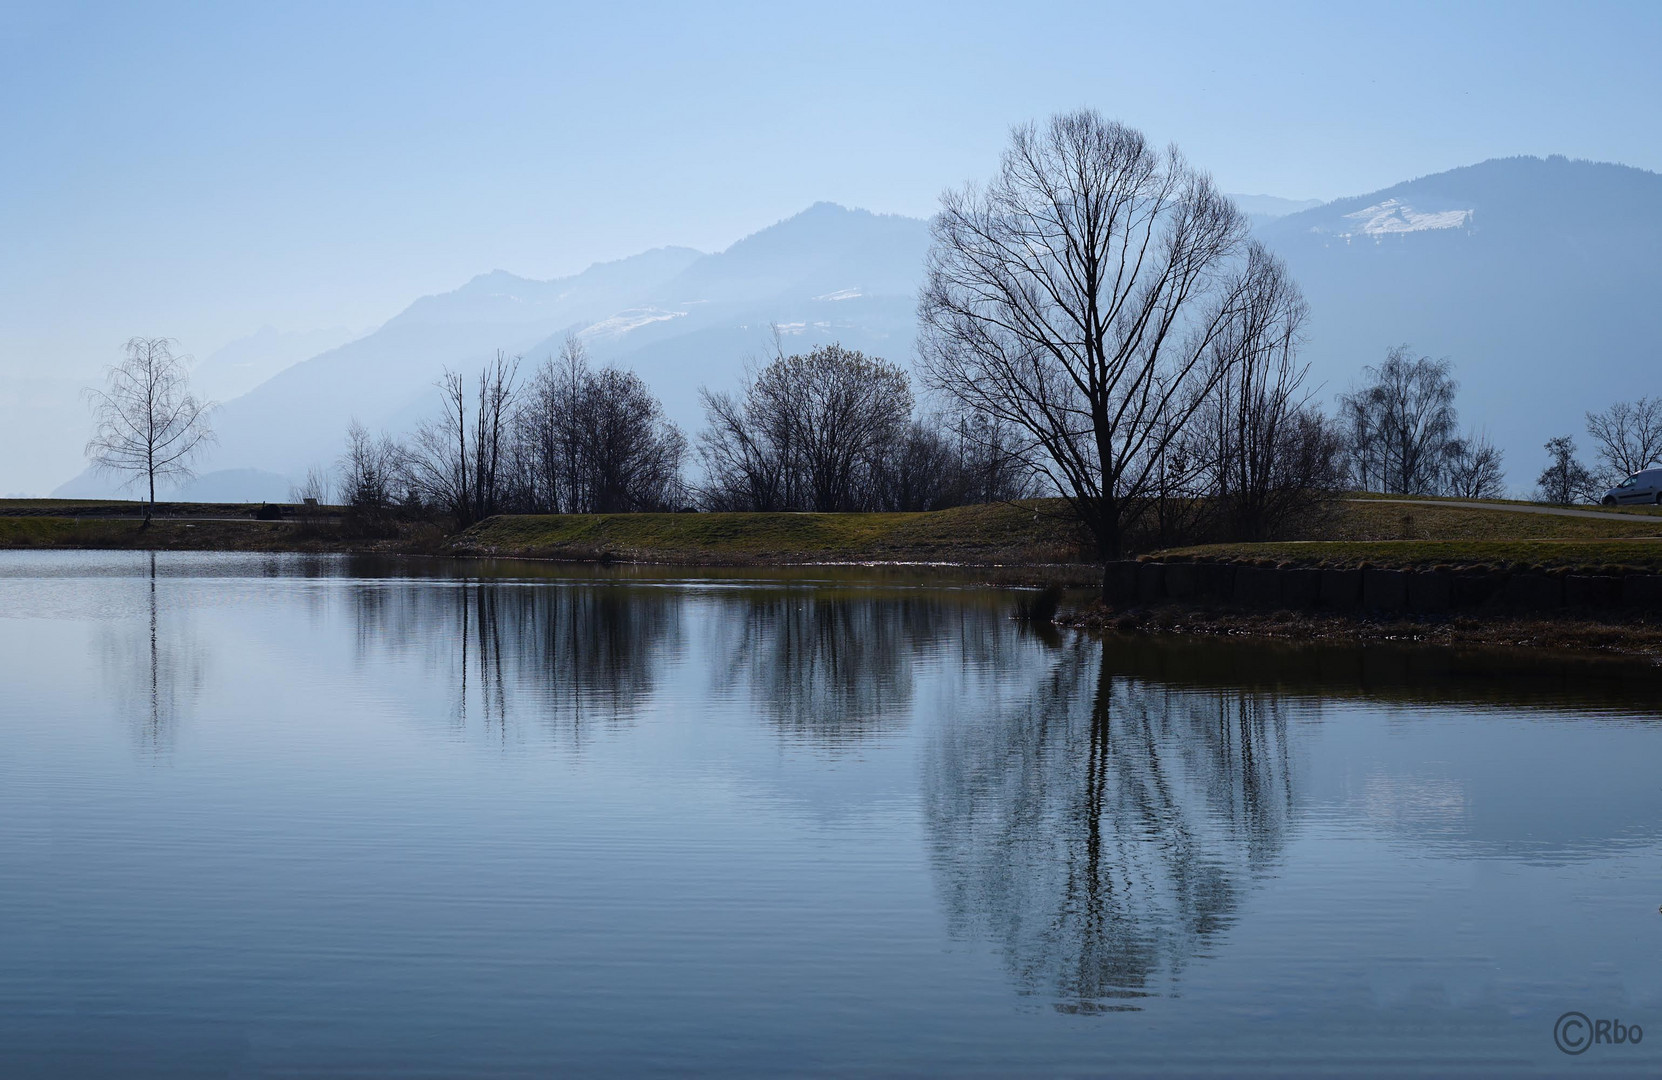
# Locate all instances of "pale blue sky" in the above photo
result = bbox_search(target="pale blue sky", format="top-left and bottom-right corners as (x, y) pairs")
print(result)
(3, 0), (1660, 378)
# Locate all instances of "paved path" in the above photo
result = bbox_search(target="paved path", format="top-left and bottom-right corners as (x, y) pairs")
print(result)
(1348, 497), (1662, 524)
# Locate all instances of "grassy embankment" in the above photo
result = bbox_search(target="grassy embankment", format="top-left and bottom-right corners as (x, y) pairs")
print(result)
(0, 498), (1093, 565)
(1158, 498), (1662, 571)
(0, 500), (448, 554)
(1101, 497), (1662, 659)
(451, 501), (1091, 564)
(5, 495), (1662, 574)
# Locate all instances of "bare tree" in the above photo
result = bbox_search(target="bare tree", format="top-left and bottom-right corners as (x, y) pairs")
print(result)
(1585, 397), (1662, 484)
(407, 370), (472, 522)
(522, 334), (596, 513)
(471, 351), (520, 521)
(699, 377), (790, 511)
(1535, 435), (1599, 505)
(918, 110), (1270, 566)
(947, 410), (1039, 505)
(337, 419), (406, 514)
(1194, 244), (1340, 539)
(1337, 347), (1460, 495)
(516, 339), (685, 514)
(84, 337), (215, 524)
(289, 465), (332, 506)
(583, 367), (687, 512)
(776, 344), (910, 511)
(1335, 393), (1384, 494)
(698, 342), (912, 512)
(1443, 430), (1506, 499)
(872, 420), (958, 511)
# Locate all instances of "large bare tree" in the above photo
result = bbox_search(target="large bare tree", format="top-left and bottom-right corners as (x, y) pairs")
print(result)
(84, 337), (215, 524)
(918, 110), (1270, 567)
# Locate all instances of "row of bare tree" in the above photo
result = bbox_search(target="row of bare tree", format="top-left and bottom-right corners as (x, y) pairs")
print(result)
(1331, 346), (1506, 500)
(326, 335), (1033, 521)
(697, 340), (1034, 512)
(1535, 397), (1662, 504)
(328, 338), (687, 522)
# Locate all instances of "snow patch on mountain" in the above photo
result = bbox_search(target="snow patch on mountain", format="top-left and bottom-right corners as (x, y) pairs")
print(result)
(813, 287), (863, 302)
(1337, 198), (1472, 237)
(580, 307), (687, 339)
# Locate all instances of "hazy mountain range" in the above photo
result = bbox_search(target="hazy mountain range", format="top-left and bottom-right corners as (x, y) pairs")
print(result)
(52, 155), (1662, 499)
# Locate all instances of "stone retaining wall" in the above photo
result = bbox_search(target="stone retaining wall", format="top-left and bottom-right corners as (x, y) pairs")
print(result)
(1104, 561), (1662, 614)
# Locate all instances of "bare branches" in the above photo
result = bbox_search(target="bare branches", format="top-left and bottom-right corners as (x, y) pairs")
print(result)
(519, 340), (686, 514)
(1188, 244), (1340, 539)
(1336, 347), (1472, 496)
(84, 337), (216, 522)
(1444, 431), (1506, 499)
(1585, 397), (1662, 483)
(918, 110), (1264, 559)
(405, 369), (474, 522)
(472, 351), (520, 520)
(1535, 436), (1600, 505)
(337, 419), (405, 514)
(696, 344), (912, 512)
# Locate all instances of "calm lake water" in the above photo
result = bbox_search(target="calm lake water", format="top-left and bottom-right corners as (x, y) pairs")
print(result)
(2, 551), (1660, 1077)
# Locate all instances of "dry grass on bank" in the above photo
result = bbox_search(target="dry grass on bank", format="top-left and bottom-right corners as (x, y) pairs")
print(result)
(0, 515), (448, 554)
(453, 501), (1094, 565)
(1162, 495), (1662, 573)
(5, 492), (1662, 575)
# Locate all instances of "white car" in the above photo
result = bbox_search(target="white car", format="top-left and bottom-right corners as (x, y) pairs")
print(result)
(1601, 467), (1662, 506)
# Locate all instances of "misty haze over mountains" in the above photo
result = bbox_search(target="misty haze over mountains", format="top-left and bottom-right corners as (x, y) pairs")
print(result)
(52, 155), (1662, 500)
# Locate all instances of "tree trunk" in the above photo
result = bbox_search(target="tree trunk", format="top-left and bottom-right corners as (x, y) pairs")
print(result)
(1096, 510), (1122, 602)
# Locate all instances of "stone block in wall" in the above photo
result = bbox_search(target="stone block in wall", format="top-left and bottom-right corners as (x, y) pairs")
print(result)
(1196, 563), (1236, 602)
(1319, 569), (1362, 609)
(1407, 571), (1452, 614)
(1564, 575), (1623, 612)
(1622, 575), (1662, 611)
(1450, 573), (1503, 609)
(1362, 569), (1409, 612)
(1233, 566), (1281, 608)
(1489, 574), (1564, 610)
(1282, 568), (1321, 609)
(1104, 561), (1139, 605)
(1165, 562), (1236, 603)
(1136, 562), (1166, 604)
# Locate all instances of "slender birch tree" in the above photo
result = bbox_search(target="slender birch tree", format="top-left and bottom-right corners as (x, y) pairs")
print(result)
(84, 337), (215, 524)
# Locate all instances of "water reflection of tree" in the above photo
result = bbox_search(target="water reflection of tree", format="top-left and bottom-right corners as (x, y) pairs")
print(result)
(925, 637), (1294, 1012)
(97, 552), (205, 754)
(348, 580), (681, 743)
(712, 590), (999, 746)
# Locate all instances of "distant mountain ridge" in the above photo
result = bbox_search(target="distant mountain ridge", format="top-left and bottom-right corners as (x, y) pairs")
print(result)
(1257, 155), (1662, 479)
(52, 156), (1662, 497)
(64, 204), (931, 495)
